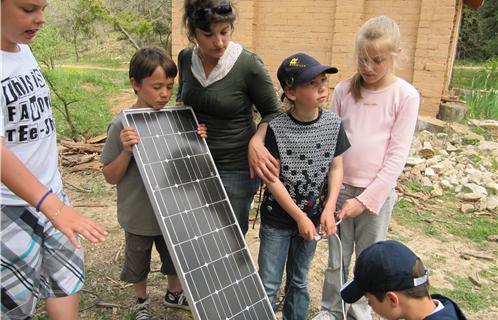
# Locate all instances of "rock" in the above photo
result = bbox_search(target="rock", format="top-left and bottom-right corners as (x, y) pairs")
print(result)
(486, 182), (498, 194)
(426, 155), (443, 166)
(461, 203), (474, 213)
(418, 130), (434, 143)
(419, 142), (435, 159)
(421, 177), (433, 187)
(406, 156), (425, 166)
(478, 197), (488, 211)
(446, 143), (459, 152)
(431, 185), (444, 197)
(431, 161), (451, 174)
(411, 139), (423, 153)
(425, 168), (436, 177)
(478, 140), (498, 156)
(486, 197), (497, 211)
(436, 133), (449, 140)
(462, 183), (488, 196)
(440, 180), (452, 189)
(463, 193), (485, 201)
(465, 168), (482, 184)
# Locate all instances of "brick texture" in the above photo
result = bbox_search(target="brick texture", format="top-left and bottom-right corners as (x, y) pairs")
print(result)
(172, 0), (463, 116)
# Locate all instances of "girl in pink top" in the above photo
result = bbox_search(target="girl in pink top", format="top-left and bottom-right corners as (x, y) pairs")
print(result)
(314, 16), (420, 320)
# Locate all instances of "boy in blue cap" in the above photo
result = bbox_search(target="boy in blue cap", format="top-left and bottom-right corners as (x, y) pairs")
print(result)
(257, 53), (350, 320)
(341, 240), (467, 320)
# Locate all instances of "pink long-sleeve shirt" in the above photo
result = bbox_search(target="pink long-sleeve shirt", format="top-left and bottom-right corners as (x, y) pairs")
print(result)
(330, 77), (420, 214)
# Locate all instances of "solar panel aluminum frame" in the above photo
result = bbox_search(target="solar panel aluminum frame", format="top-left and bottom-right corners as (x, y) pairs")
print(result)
(121, 106), (275, 320)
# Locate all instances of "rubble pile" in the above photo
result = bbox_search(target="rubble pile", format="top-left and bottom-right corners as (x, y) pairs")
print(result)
(401, 130), (498, 213)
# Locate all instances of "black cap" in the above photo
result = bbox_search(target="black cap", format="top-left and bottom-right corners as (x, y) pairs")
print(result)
(340, 240), (429, 304)
(277, 53), (338, 90)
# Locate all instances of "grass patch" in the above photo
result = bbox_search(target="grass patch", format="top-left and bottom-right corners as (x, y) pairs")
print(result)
(452, 58), (498, 120)
(405, 181), (421, 192)
(394, 190), (498, 243)
(446, 213), (498, 242)
(469, 124), (495, 141)
(43, 67), (129, 139)
(433, 274), (497, 313)
(462, 137), (480, 146)
(468, 154), (482, 164)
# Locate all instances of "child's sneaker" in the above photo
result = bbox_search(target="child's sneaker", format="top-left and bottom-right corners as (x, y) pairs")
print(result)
(163, 290), (189, 310)
(131, 297), (150, 320)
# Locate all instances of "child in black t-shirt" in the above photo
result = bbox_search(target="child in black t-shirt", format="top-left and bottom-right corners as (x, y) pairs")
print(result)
(257, 53), (350, 320)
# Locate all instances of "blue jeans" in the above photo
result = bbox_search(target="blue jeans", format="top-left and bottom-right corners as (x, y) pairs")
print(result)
(258, 224), (318, 320)
(219, 170), (260, 236)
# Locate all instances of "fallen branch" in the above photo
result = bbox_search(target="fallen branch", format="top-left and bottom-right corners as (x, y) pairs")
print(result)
(113, 241), (124, 263)
(60, 140), (104, 153)
(397, 184), (430, 201)
(63, 181), (91, 193)
(454, 245), (495, 261)
(96, 302), (124, 309)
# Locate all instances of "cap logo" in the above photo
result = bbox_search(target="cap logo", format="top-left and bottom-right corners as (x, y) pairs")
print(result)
(289, 58), (306, 67)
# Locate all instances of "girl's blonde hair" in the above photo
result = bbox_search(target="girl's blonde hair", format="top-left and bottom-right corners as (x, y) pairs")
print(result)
(350, 16), (401, 101)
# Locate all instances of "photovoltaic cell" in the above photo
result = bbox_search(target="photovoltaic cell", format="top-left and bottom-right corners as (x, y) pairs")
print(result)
(122, 107), (275, 320)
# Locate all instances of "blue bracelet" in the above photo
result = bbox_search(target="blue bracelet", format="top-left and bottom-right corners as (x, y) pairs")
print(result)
(35, 189), (52, 211)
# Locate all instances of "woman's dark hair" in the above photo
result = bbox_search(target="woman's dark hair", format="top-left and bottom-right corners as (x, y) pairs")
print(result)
(182, 0), (236, 42)
(129, 46), (177, 84)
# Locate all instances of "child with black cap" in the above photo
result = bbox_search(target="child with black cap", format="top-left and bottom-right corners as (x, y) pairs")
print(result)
(257, 53), (350, 320)
(341, 240), (467, 320)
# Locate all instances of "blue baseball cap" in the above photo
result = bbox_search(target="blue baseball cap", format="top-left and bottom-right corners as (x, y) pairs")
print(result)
(277, 53), (338, 90)
(340, 240), (429, 304)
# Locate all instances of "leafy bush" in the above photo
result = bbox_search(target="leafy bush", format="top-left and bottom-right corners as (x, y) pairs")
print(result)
(42, 67), (129, 139)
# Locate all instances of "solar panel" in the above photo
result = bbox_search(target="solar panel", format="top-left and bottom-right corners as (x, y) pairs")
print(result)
(121, 107), (275, 320)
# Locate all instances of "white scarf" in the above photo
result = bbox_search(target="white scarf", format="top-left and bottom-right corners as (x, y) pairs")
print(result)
(191, 41), (243, 87)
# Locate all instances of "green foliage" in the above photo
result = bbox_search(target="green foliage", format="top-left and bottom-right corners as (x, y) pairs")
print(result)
(457, 1), (498, 61)
(42, 67), (128, 139)
(433, 274), (498, 312)
(30, 26), (71, 69)
(460, 59), (498, 120)
(462, 137), (480, 146)
(469, 124), (494, 141)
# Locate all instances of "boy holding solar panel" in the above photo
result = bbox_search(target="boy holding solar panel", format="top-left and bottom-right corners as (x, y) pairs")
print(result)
(101, 47), (206, 320)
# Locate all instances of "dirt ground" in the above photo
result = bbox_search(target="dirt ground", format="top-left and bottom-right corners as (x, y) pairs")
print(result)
(33, 169), (496, 320)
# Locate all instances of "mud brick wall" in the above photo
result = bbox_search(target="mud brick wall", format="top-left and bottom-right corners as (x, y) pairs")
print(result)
(172, 0), (463, 116)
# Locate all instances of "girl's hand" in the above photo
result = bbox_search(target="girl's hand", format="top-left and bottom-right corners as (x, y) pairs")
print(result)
(337, 198), (366, 220)
(248, 139), (279, 183)
(197, 123), (207, 139)
(320, 207), (337, 237)
(119, 128), (139, 154)
(297, 215), (318, 240)
(50, 205), (108, 248)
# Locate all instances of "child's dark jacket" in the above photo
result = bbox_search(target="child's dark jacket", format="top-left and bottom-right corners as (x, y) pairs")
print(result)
(425, 294), (467, 320)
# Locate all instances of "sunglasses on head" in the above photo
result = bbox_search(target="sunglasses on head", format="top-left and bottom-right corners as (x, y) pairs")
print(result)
(194, 2), (232, 20)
